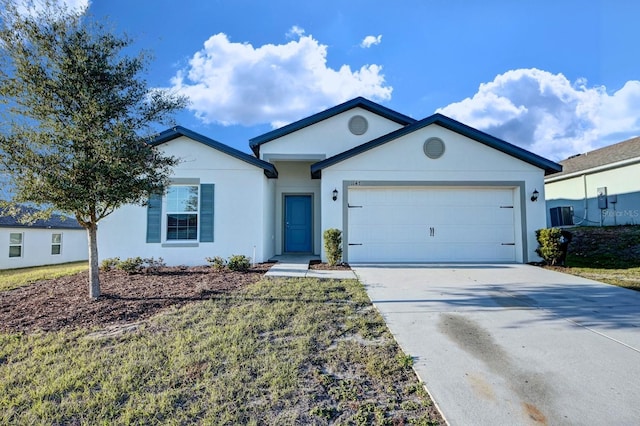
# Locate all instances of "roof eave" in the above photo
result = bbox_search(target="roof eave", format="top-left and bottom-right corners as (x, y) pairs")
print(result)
(151, 126), (278, 178)
(545, 156), (640, 183)
(429, 114), (562, 175)
(310, 113), (562, 176)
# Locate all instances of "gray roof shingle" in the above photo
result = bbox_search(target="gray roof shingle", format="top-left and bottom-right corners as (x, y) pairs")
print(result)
(0, 206), (83, 229)
(547, 136), (640, 178)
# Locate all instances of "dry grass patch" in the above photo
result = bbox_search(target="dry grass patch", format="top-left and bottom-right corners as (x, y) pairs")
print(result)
(0, 277), (444, 425)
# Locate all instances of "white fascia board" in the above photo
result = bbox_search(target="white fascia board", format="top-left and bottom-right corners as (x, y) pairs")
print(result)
(545, 157), (640, 183)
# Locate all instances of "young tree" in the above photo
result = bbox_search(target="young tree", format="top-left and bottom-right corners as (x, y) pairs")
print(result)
(0, 0), (188, 298)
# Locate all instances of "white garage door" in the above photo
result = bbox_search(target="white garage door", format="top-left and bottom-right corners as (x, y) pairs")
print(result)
(347, 187), (517, 263)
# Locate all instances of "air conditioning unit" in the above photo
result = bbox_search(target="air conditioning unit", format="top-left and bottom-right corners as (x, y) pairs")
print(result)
(549, 206), (574, 227)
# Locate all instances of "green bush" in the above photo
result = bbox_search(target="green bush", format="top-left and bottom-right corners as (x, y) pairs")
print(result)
(205, 256), (227, 271)
(100, 257), (120, 271)
(227, 254), (251, 272)
(143, 257), (165, 274)
(535, 228), (564, 265)
(116, 257), (144, 274)
(323, 228), (342, 266)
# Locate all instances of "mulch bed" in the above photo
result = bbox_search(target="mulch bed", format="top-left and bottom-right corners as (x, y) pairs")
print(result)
(308, 261), (351, 270)
(0, 265), (271, 334)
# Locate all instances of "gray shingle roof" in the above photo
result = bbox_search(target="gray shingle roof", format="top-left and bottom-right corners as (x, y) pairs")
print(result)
(547, 136), (640, 178)
(0, 206), (83, 229)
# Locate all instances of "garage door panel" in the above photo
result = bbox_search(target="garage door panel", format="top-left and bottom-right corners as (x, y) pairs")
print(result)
(432, 225), (514, 243)
(348, 242), (515, 263)
(350, 224), (429, 244)
(347, 187), (518, 263)
(350, 206), (429, 226)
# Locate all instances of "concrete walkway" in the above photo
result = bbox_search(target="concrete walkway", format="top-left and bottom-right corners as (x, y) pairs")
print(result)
(353, 264), (640, 425)
(265, 255), (356, 279)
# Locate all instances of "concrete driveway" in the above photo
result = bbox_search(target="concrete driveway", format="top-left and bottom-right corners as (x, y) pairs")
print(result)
(353, 264), (640, 425)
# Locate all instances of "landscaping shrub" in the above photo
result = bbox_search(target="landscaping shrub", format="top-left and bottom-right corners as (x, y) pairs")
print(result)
(116, 257), (144, 274)
(535, 228), (565, 265)
(227, 254), (251, 272)
(323, 228), (343, 266)
(100, 257), (120, 271)
(143, 257), (166, 274)
(205, 256), (227, 271)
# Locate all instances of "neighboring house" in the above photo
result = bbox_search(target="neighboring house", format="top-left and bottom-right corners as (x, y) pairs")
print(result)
(0, 206), (88, 269)
(98, 97), (561, 265)
(545, 136), (640, 227)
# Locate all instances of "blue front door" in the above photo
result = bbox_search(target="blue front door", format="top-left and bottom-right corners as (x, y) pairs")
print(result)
(284, 195), (312, 253)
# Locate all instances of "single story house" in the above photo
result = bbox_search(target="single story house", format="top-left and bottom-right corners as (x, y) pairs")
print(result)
(545, 136), (640, 227)
(98, 97), (561, 265)
(0, 206), (88, 269)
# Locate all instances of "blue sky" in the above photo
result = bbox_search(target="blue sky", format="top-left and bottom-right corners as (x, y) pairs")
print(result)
(61, 1), (640, 160)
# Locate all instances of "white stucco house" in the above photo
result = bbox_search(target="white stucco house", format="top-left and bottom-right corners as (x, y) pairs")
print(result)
(545, 136), (640, 227)
(0, 206), (88, 269)
(98, 97), (561, 265)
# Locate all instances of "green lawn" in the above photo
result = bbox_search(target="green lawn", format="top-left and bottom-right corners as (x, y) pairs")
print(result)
(0, 277), (443, 425)
(0, 261), (88, 292)
(547, 226), (640, 291)
(559, 254), (640, 290)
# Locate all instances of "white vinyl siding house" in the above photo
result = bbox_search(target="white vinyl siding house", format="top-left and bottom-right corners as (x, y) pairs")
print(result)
(99, 97), (561, 265)
(0, 207), (87, 269)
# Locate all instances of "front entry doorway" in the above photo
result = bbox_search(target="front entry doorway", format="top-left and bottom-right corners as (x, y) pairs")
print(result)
(284, 194), (313, 253)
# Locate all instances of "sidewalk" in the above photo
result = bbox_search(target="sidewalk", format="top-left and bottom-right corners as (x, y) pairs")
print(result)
(265, 255), (356, 280)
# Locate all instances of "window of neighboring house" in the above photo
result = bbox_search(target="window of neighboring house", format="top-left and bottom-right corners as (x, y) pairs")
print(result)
(166, 185), (199, 240)
(51, 233), (62, 255)
(9, 232), (23, 258)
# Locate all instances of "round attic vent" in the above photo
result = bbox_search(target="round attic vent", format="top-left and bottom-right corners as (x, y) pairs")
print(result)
(348, 115), (368, 135)
(423, 137), (445, 159)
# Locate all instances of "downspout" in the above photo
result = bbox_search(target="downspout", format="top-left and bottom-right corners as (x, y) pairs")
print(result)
(573, 174), (588, 225)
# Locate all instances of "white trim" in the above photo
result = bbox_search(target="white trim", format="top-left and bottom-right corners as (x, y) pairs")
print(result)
(165, 184), (200, 242)
(9, 232), (23, 258)
(51, 232), (62, 256)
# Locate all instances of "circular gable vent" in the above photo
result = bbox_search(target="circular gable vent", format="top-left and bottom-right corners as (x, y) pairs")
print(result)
(348, 115), (368, 135)
(423, 137), (445, 159)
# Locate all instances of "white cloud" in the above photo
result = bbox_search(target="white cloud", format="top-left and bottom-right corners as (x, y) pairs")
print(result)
(170, 28), (392, 127)
(286, 26), (305, 38)
(437, 68), (640, 160)
(360, 34), (382, 48)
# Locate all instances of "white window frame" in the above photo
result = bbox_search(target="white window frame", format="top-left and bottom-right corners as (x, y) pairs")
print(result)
(51, 233), (62, 255)
(165, 184), (200, 241)
(9, 232), (23, 258)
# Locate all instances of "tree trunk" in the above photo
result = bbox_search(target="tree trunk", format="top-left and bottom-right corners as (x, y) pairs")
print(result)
(87, 224), (100, 299)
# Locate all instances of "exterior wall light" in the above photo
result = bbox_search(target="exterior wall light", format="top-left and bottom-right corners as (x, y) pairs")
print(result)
(531, 189), (539, 202)
(332, 188), (338, 201)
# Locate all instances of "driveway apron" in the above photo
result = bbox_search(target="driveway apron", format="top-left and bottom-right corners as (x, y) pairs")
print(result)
(353, 264), (640, 425)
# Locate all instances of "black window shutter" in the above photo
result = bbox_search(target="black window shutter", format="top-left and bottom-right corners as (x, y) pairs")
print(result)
(146, 193), (162, 243)
(200, 184), (215, 242)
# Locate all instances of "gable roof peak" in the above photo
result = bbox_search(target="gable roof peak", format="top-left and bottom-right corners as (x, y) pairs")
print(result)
(310, 111), (562, 178)
(248, 97), (416, 156)
(150, 126), (278, 178)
